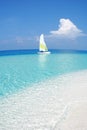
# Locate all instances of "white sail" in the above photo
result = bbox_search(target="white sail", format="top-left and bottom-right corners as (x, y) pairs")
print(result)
(39, 34), (48, 52)
(38, 34), (51, 54)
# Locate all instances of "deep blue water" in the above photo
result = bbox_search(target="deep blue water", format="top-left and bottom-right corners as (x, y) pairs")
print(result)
(0, 49), (87, 97)
(0, 49), (87, 56)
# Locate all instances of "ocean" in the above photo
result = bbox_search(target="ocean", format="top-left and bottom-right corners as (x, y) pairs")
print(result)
(0, 49), (87, 129)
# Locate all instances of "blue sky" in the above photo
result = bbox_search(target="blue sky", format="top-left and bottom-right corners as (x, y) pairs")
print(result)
(0, 0), (87, 50)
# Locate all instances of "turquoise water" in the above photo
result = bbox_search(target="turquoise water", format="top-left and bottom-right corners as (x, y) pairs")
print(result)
(1, 50), (87, 130)
(0, 50), (87, 96)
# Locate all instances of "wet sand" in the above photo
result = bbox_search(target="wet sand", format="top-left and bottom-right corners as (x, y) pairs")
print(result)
(0, 70), (87, 130)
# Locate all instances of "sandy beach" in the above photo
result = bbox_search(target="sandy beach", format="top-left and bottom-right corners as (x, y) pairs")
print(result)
(54, 70), (87, 130)
(0, 70), (87, 130)
(55, 102), (87, 130)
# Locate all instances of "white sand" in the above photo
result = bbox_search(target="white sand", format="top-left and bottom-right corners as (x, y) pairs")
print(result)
(0, 70), (87, 130)
(55, 102), (87, 130)
(54, 70), (87, 130)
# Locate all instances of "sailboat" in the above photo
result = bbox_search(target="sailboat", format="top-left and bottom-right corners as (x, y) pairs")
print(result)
(38, 34), (51, 54)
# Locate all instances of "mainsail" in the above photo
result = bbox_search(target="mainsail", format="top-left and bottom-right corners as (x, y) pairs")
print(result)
(39, 34), (48, 52)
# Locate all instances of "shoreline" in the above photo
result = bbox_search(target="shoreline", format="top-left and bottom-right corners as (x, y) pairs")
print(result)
(0, 70), (87, 130)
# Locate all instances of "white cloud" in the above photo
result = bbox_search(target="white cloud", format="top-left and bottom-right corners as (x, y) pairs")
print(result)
(50, 18), (85, 39)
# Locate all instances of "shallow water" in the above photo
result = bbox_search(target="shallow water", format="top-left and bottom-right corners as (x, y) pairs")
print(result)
(0, 50), (87, 129)
(0, 70), (87, 130)
(0, 50), (87, 96)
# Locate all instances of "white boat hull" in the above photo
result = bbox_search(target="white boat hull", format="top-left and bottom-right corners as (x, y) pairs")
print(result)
(38, 51), (51, 54)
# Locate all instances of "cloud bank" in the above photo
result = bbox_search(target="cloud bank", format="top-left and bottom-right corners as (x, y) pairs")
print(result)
(50, 18), (85, 39)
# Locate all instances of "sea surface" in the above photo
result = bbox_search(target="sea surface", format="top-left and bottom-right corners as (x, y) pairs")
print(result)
(0, 49), (87, 130)
(0, 49), (87, 97)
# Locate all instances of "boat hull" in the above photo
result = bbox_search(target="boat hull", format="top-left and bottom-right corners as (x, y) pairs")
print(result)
(38, 51), (51, 54)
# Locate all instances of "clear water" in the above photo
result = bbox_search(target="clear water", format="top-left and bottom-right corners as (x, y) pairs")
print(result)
(0, 50), (87, 130)
(0, 50), (87, 96)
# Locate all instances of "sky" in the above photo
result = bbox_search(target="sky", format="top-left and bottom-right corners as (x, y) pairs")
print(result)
(0, 0), (87, 50)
